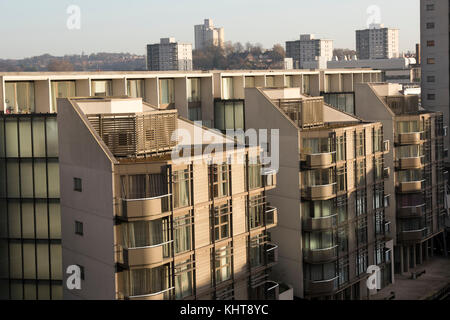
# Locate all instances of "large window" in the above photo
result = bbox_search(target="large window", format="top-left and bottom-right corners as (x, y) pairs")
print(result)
(356, 218), (368, 246)
(397, 120), (420, 134)
(356, 190), (367, 216)
(173, 213), (193, 254)
(373, 127), (383, 153)
(172, 169), (191, 209)
(187, 78), (201, 102)
(127, 79), (145, 98)
(213, 245), (233, 284)
(304, 230), (335, 250)
(51, 81), (76, 113)
(323, 93), (355, 114)
(214, 100), (244, 132)
(91, 80), (112, 96)
(336, 135), (346, 162)
(249, 234), (267, 268)
(355, 159), (366, 187)
(159, 79), (175, 105)
(175, 258), (194, 299)
(355, 131), (365, 157)
(122, 219), (170, 249)
(212, 202), (232, 242)
(356, 249), (368, 276)
(222, 77), (234, 99)
(209, 163), (230, 199)
(248, 194), (265, 230)
(128, 265), (171, 297)
(120, 173), (168, 199)
(302, 199), (334, 219)
(301, 137), (333, 155)
(247, 157), (262, 190)
(5, 82), (35, 114)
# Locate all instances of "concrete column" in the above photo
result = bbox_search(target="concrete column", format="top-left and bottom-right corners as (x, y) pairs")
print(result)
(443, 233), (448, 257)
(411, 246), (416, 269)
(399, 246), (404, 274)
(418, 243), (423, 265)
(423, 240), (428, 261)
(430, 238), (434, 257)
(404, 246), (410, 273)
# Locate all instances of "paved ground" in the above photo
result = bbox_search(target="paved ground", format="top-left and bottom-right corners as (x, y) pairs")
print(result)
(371, 256), (450, 300)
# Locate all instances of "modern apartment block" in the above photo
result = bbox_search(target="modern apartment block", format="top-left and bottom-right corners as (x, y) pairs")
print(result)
(286, 34), (333, 69)
(57, 96), (280, 300)
(420, 0), (450, 166)
(194, 19), (225, 50)
(354, 82), (448, 274)
(244, 87), (394, 300)
(0, 68), (381, 300)
(356, 24), (400, 60)
(147, 38), (193, 71)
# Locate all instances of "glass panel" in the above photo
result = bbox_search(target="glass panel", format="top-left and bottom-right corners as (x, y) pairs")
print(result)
(32, 119), (46, 158)
(187, 78), (201, 102)
(46, 118), (59, 157)
(127, 79), (145, 98)
(21, 161), (34, 198)
(5, 82), (35, 114)
(50, 244), (62, 280)
(159, 79), (175, 105)
(7, 161), (20, 198)
(47, 161), (60, 198)
(37, 243), (50, 279)
(234, 101), (244, 130)
(49, 203), (61, 239)
(8, 202), (21, 238)
(22, 202), (35, 238)
(224, 102), (234, 130)
(214, 101), (225, 131)
(34, 161), (47, 198)
(51, 81), (76, 112)
(35, 201), (48, 239)
(5, 119), (18, 158)
(23, 243), (36, 279)
(19, 119), (32, 158)
(9, 242), (22, 279)
(91, 80), (112, 97)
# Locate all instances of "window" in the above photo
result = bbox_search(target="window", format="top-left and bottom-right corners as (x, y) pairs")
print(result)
(374, 157), (384, 181)
(121, 173), (168, 199)
(249, 234), (267, 268)
(355, 131), (365, 157)
(373, 127), (383, 153)
(5, 82), (35, 114)
(75, 221), (84, 236)
(222, 77), (234, 99)
(355, 160), (366, 187)
(51, 81), (76, 113)
(336, 166), (347, 192)
(173, 213), (193, 254)
(209, 163), (230, 199)
(248, 194), (265, 230)
(427, 94), (436, 100)
(91, 80), (112, 96)
(122, 219), (170, 252)
(427, 76), (436, 83)
(213, 245), (233, 284)
(187, 78), (201, 102)
(356, 250), (368, 276)
(356, 218), (368, 246)
(336, 135), (346, 162)
(427, 58), (435, 64)
(247, 157), (262, 190)
(426, 4), (434, 11)
(159, 79), (175, 105)
(128, 265), (170, 297)
(74, 178), (82, 192)
(172, 169), (192, 209)
(426, 22), (435, 29)
(427, 40), (435, 47)
(212, 202), (232, 241)
(214, 100), (245, 132)
(127, 79), (145, 98)
(356, 190), (367, 217)
(175, 258), (194, 299)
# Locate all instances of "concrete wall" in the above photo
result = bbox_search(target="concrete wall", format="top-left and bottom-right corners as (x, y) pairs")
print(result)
(244, 88), (303, 297)
(58, 98), (116, 300)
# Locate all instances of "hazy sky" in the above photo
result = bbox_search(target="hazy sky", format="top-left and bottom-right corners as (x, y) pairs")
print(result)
(0, 0), (420, 59)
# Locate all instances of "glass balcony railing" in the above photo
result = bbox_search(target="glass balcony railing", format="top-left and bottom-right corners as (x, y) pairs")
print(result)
(396, 132), (424, 145)
(115, 240), (173, 267)
(398, 203), (426, 218)
(397, 180), (425, 193)
(303, 245), (338, 263)
(302, 214), (338, 231)
(265, 206), (278, 227)
(266, 243), (279, 265)
(302, 183), (337, 200)
(305, 276), (339, 295)
(305, 151), (336, 168)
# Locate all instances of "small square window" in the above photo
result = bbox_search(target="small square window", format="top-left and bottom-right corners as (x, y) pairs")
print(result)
(75, 221), (84, 236)
(426, 4), (435, 11)
(427, 76), (436, 83)
(426, 22), (435, 29)
(428, 94), (436, 100)
(427, 58), (435, 64)
(74, 178), (82, 192)
(427, 40), (435, 47)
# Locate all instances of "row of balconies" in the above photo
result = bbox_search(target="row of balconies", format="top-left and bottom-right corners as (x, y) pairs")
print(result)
(396, 156), (425, 170)
(395, 132), (425, 145)
(396, 180), (425, 193)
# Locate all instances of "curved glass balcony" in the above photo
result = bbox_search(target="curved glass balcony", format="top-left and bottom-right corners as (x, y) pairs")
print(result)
(303, 214), (338, 231)
(121, 194), (171, 219)
(303, 245), (338, 263)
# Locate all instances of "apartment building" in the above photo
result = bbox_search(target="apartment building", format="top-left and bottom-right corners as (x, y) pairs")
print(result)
(244, 87), (394, 299)
(354, 82), (448, 274)
(420, 0), (450, 166)
(356, 24), (399, 60)
(147, 38), (193, 71)
(194, 19), (225, 50)
(57, 96), (280, 300)
(286, 34), (333, 69)
(0, 68), (381, 300)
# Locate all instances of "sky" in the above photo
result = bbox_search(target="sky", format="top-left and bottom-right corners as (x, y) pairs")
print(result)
(0, 0), (420, 59)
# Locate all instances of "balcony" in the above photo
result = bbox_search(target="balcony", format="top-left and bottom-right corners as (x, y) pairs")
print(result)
(384, 221), (392, 239)
(302, 183), (337, 200)
(398, 204), (426, 218)
(303, 245), (338, 263)
(396, 132), (424, 145)
(397, 180), (425, 193)
(305, 152), (336, 168)
(121, 194), (171, 219)
(305, 277), (339, 296)
(398, 156), (425, 169)
(266, 243), (279, 266)
(120, 287), (175, 301)
(115, 240), (173, 267)
(399, 228), (428, 242)
(263, 168), (277, 189)
(265, 206), (278, 229)
(302, 214), (337, 231)
(265, 281), (280, 300)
